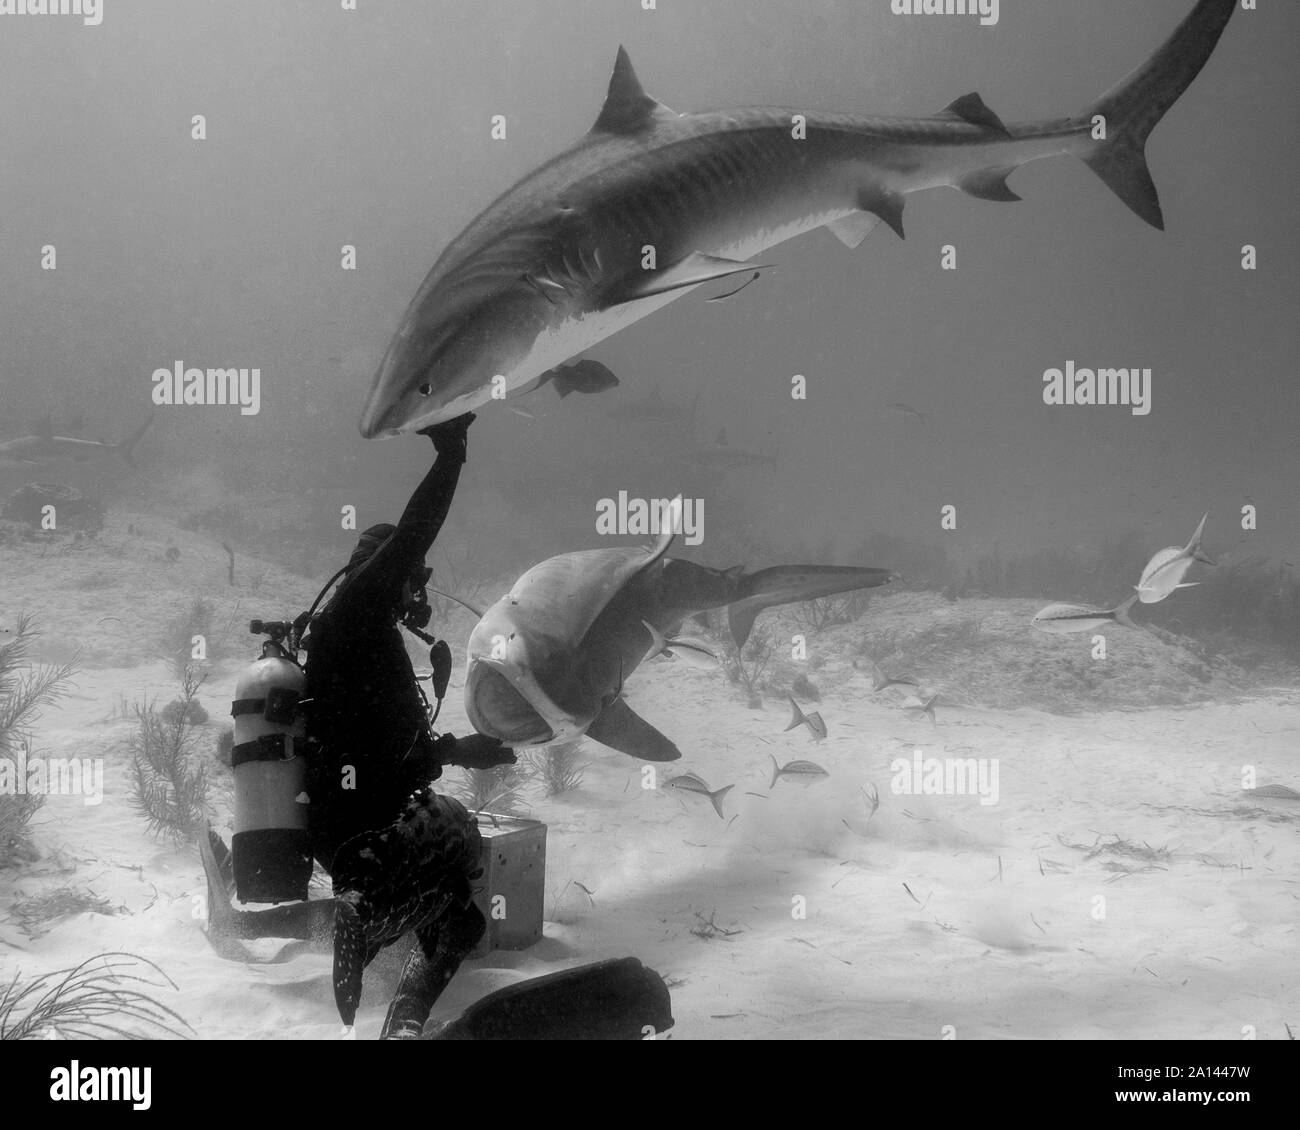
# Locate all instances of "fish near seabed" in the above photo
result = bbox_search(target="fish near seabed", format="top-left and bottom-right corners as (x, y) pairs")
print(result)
(1032, 595), (1140, 634)
(359, 0), (1237, 437)
(663, 772), (735, 819)
(769, 755), (830, 788)
(463, 514), (894, 761)
(783, 698), (828, 741)
(1136, 513), (1216, 604)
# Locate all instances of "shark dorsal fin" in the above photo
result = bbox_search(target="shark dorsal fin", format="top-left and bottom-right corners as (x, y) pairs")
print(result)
(591, 47), (674, 135)
(937, 92), (1011, 138)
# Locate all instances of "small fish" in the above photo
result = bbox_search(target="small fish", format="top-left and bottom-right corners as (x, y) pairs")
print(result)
(663, 773), (734, 819)
(783, 697), (828, 741)
(641, 620), (719, 669)
(901, 693), (938, 725)
(1032, 595), (1139, 634)
(883, 401), (927, 423)
(866, 659), (920, 693)
(1136, 513), (1216, 604)
(539, 359), (621, 399)
(768, 754), (829, 788)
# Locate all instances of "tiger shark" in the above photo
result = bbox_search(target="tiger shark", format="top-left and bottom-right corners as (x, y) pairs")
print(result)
(462, 517), (895, 761)
(359, 0), (1236, 437)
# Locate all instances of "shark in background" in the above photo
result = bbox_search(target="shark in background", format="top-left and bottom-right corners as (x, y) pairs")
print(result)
(0, 416), (152, 469)
(460, 513), (895, 761)
(359, 0), (1237, 437)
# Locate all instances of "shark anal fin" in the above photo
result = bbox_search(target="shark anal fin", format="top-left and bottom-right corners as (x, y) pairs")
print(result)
(613, 252), (768, 304)
(826, 212), (883, 249)
(857, 188), (905, 240)
(937, 93), (1012, 138)
(958, 167), (1022, 203)
(585, 698), (681, 762)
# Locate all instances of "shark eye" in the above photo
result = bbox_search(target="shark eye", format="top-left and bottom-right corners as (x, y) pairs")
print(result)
(418, 383), (432, 397)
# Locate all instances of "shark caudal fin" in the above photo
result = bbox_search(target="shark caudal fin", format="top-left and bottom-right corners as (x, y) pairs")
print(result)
(726, 564), (895, 649)
(1077, 0), (1235, 231)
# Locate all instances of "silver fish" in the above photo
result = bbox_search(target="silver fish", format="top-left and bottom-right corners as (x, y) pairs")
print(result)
(866, 659), (920, 693)
(783, 697), (828, 741)
(359, 0), (1237, 436)
(664, 773), (734, 819)
(768, 755), (830, 788)
(1032, 595), (1139, 634)
(901, 693), (939, 725)
(1135, 513), (1216, 604)
(641, 620), (719, 669)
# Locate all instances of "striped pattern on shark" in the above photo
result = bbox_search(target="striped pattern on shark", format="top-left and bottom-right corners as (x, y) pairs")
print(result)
(360, 0), (1237, 437)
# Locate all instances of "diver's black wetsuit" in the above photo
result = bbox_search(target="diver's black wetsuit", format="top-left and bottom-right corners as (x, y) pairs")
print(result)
(305, 433), (465, 873)
(301, 415), (513, 1038)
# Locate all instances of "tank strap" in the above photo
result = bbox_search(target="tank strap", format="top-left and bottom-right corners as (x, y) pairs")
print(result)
(232, 733), (299, 768)
(231, 698), (266, 717)
(231, 687), (301, 723)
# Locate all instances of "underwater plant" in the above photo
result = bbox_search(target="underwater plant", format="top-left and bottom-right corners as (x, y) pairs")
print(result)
(127, 668), (209, 843)
(0, 952), (193, 1040)
(792, 592), (872, 634)
(526, 740), (586, 796)
(0, 614), (77, 867)
(157, 596), (218, 681)
(450, 761), (531, 818)
(724, 626), (774, 709)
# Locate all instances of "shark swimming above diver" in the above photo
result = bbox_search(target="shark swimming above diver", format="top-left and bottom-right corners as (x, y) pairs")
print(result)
(358, 0), (1237, 437)
(461, 510), (895, 761)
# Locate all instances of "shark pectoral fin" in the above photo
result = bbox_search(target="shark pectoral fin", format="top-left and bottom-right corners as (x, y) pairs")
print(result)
(826, 212), (883, 249)
(613, 252), (768, 304)
(958, 167), (1022, 203)
(937, 93), (1012, 138)
(585, 698), (681, 762)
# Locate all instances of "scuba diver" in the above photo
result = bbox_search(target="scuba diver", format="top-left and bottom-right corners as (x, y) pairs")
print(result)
(208, 412), (515, 1039)
(306, 412), (513, 1039)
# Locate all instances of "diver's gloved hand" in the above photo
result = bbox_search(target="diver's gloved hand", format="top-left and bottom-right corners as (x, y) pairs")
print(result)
(418, 412), (475, 458)
(439, 733), (516, 771)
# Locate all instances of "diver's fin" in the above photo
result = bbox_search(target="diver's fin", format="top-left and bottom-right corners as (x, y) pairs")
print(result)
(427, 956), (674, 1040)
(613, 252), (768, 304)
(826, 212), (883, 249)
(585, 698), (681, 762)
(726, 564), (895, 649)
(589, 47), (677, 136)
(937, 93), (1012, 138)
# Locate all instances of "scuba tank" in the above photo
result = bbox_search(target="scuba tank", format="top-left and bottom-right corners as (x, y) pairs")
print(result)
(230, 621), (311, 904)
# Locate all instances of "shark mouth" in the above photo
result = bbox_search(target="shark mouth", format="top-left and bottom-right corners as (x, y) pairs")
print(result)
(464, 662), (555, 745)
